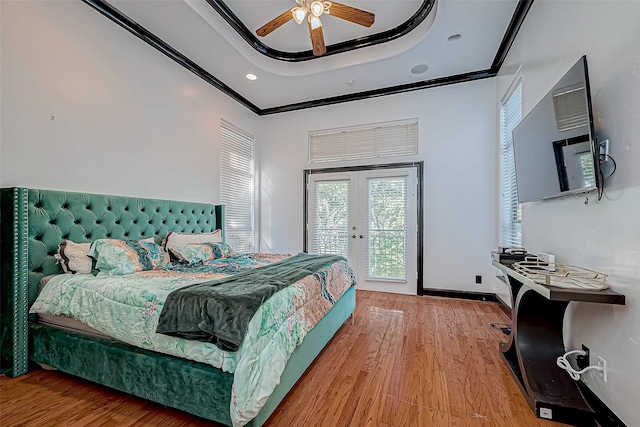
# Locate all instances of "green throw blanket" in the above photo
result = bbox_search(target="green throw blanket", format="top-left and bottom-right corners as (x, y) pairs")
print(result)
(156, 252), (345, 351)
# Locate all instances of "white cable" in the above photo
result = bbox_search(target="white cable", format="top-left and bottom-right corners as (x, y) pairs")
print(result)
(556, 350), (603, 381)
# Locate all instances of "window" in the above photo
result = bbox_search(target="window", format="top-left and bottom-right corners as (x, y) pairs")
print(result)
(367, 175), (407, 280)
(220, 120), (254, 252)
(312, 180), (350, 257)
(499, 79), (523, 247)
(308, 119), (418, 163)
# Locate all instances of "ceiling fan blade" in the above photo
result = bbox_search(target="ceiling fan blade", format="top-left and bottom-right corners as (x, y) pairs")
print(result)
(328, 2), (375, 27)
(256, 9), (294, 37)
(308, 21), (327, 56)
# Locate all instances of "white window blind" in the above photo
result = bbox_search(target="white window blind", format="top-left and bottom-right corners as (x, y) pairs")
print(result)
(220, 120), (254, 252)
(367, 176), (407, 280)
(309, 119), (418, 163)
(312, 180), (350, 257)
(499, 79), (523, 247)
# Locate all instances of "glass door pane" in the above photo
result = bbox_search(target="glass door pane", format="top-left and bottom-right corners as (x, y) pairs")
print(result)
(312, 180), (350, 258)
(367, 176), (407, 280)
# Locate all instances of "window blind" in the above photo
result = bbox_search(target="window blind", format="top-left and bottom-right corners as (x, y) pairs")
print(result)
(220, 120), (254, 252)
(499, 80), (523, 247)
(309, 119), (418, 163)
(367, 176), (407, 280)
(312, 180), (350, 258)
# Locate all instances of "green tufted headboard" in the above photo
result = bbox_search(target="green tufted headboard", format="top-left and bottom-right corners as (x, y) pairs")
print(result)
(0, 187), (225, 377)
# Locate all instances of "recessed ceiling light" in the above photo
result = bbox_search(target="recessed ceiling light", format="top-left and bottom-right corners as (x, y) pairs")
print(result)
(447, 33), (462, 42)
(410, 64), (429, 75)
(346, 79), (355, 86)
(246, 73), (257, 81)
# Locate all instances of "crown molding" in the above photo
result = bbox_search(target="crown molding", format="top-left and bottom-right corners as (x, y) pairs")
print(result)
(82, 0), (534, 115)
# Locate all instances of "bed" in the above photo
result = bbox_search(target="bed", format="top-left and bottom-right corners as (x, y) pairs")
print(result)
(0, 187), (356, 426)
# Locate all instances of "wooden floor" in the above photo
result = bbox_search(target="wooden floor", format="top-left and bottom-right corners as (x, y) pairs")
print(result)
(1, 291), (570, 427)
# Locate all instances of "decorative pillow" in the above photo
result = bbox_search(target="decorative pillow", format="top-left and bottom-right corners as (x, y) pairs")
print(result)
(88, 239), (170, 276)
(54, 238), (154, 274)
(169, 242), (235, 264)
(163, 230), (222, 253)
(54, 241), (92, 274)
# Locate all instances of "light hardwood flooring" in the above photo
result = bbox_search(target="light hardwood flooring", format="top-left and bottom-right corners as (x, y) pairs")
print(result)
(1, 291), (569, 426)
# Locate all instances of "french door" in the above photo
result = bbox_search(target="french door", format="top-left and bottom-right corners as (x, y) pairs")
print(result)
(307, 167), (418, 295)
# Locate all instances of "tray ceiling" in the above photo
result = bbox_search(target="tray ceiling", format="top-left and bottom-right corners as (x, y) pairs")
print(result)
(92, 0), (528, 114)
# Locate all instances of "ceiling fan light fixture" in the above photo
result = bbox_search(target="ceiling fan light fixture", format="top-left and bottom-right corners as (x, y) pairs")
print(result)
(292, 7), (307, 24)
(257, 0), (373, 57)
(310, 1), (324, 17)
(309, 15), (322, 30)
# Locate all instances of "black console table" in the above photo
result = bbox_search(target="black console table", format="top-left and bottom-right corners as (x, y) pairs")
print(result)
(492, 259), (625, 426)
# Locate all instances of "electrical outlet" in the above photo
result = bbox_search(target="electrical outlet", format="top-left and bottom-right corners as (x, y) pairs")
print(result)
(475, 275), (482, 284)
(597, 356), (608, 382)
(537, 252), (556, 271)
(539, 407), (553, 419)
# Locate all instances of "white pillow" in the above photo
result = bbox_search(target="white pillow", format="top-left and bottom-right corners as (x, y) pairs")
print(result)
(54, 241), (92, 274)
(163, 230), (223, 260)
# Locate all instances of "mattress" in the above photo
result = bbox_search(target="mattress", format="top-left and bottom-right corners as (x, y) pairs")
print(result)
(38, 276), (110, 339)
(30, 252), (355, 426)
(37, 313), (111, 340)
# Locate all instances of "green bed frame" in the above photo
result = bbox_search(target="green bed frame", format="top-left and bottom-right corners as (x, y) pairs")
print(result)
(0, 187), (355, 426)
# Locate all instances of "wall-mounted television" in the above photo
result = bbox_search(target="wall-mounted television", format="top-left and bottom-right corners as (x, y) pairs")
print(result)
(513, 56), (600, 203)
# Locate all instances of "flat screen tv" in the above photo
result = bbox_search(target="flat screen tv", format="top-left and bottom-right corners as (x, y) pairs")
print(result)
(512, 56), (600, 203)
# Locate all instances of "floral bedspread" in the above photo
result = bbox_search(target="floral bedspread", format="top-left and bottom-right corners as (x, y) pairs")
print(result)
(29, 252), (356, 427)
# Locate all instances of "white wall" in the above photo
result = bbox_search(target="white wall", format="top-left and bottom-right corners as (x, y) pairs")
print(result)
(258, 79), (498, 293)
(0, 0), (259, 204)
(496, 2), (640, 425)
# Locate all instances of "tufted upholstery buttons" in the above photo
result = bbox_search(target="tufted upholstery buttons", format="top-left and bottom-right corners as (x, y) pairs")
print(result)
(23, 190), (222, 300)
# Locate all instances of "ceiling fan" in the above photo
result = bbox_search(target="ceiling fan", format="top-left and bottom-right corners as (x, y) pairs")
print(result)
(256, 0), (375, 56)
